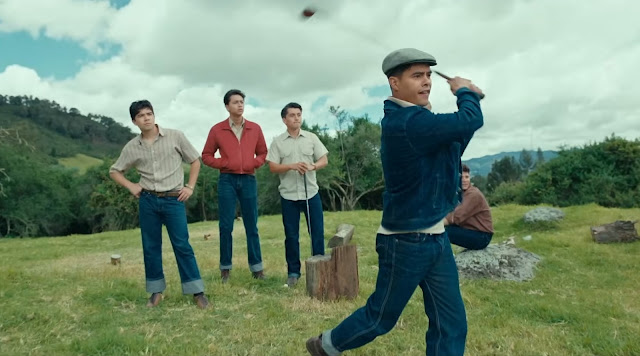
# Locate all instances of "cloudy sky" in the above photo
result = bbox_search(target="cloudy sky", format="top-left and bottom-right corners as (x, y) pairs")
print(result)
(1, 0), (638, 159)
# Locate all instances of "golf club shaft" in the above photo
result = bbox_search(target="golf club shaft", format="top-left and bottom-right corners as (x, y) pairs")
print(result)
(434, 71), (485, 99)
(303, 173), (312, 240)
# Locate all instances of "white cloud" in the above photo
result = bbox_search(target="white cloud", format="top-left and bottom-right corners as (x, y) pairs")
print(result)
(0, 0), (639, 159)
(0, 0), (116, 52)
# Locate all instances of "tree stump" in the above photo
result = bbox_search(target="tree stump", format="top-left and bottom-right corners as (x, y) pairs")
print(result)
(590, 220), (639, 244)
(305, 243), (359, 301)
(305, 255), (336, 301)
(327, 224), (355, 248)
(110, 254), (121, 265)
(332, 245), (359, 299)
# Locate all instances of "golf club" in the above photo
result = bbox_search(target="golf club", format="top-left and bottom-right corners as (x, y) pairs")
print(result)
(303, 172), (313, 255)
(434, 71), (485, 99)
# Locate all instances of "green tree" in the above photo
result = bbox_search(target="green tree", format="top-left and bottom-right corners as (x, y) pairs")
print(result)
(487, 156), (522, 192)
(519, 149), (535, 176)
(326, 107), (384, 210)
(85, 161), (140, 232)
(536, 147), (545, 166)
(520, 135), (640, 207)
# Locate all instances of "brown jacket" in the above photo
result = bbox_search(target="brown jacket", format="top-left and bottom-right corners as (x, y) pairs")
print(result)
(446, 186), (493, 233)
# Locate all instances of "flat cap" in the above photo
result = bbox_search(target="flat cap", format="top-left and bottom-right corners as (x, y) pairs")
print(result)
(382, 48), (437, 75)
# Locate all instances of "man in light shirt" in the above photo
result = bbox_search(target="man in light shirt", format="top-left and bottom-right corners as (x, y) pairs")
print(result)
(109, 100), (209, 309)
(266, 102), (329, 287)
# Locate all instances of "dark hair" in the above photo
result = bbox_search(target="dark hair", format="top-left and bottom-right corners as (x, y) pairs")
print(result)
(385, 63), (414, 79)
(281, 102), (302, 118)
(223, 89), (245, 105)
(462, 164), (470, 173)
(129, 100), (154, 120)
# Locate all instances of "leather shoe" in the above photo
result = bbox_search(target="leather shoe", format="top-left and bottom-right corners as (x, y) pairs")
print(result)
(146, 292), (163, 308)
(287, 276), (298, 287)
(193, 294), (210, 309)
(221, 269), (230, 284)
(252, 270), (266, 280)
(306, 335), (329, 356)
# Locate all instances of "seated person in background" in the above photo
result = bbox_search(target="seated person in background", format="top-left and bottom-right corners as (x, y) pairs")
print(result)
(444, 164), (494, 250)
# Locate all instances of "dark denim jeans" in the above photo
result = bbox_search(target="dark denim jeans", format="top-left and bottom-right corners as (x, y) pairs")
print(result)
(281, 193), (325, 278)
(218, 173), (263, 272)
(322, 232), (467, 356)
(446, 225), (493, 250)
(138, 192), (204, 294)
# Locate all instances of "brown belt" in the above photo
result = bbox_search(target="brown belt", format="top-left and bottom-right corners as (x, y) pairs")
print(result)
(142, 189), (181, 197)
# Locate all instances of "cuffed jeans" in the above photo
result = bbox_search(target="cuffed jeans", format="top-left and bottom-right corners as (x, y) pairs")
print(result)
(139, 191), (204, 295)
(446, 225), (493, 250)
(321, 232), (467, 356)
(218, 173), (263, 272)
(281, 193), (325, 278)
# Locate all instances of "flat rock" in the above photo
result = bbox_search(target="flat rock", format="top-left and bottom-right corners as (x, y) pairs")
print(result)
(523, 207), (564, 223)
(455, 241), (542, 282)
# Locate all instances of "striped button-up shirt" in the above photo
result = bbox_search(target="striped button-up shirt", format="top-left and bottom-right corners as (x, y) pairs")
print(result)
(110, 125), (200, 192)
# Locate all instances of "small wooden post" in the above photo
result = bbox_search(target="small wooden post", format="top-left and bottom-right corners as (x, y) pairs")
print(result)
(305, 255), (335, 301)
(332, 245), (359, 299)
(110, 254), (121, 265)
(305, 224), (359, 301)
(327, 224), (355, 248)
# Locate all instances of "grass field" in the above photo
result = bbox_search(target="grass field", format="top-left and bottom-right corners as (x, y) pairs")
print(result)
(1, 204), (639, 355)
(58, 154), (104, 174)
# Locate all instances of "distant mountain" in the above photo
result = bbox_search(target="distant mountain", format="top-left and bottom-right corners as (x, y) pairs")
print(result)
(464, 150), (558, 176)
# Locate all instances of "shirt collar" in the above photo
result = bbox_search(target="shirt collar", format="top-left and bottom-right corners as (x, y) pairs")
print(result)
(229, 117), (245, 128)
(387, 96), (430, 110)
(136, 124), (163, 144)
(282, 129), (307, 140)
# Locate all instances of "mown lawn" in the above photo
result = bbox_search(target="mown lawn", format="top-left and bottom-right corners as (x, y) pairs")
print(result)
(0, 204), (638, 355)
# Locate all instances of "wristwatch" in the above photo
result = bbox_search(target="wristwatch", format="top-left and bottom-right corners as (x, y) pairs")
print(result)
(185, 184), (194, 190)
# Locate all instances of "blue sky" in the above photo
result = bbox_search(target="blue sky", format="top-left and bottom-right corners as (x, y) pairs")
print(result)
(0, 0), (638, 158)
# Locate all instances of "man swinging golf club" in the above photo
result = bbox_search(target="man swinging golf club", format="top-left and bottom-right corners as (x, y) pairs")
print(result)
(306, 48), (485, 355)
(267, 102), (329, 288)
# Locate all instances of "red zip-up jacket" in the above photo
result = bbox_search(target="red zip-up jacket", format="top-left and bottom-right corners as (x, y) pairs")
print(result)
(201, 118), (267, 175)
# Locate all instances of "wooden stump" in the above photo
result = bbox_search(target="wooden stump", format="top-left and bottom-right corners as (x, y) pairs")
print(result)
(110, 254), (121, 265)
(332, 245), (359, 299)
(305, 255), (336, 301)
(305, 245), (359, 301)
(327, 224), (355, 248)
(590, 220), (639, 243)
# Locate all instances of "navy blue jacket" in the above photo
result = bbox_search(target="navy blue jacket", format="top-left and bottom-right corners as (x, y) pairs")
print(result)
(380, 88), (484, 231)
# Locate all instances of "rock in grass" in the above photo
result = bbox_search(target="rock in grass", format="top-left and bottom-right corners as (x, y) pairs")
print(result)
(455, 241), (542, 282)
(523, 207), (564, 223)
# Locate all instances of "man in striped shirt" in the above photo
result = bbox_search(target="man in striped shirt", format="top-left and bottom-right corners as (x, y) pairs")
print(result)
(109, 100), (209, 309)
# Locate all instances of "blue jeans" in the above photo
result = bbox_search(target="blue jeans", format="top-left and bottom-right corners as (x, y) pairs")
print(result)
(218, 173), (263, 272)
(446, 225), (493, 250)
(281, 193), (325, 278)
(138, 192), (204, 294)
(322, 232), (467, 356)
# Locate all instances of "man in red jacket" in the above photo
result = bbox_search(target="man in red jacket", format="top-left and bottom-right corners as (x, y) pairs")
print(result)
(202, 89), (268, 283)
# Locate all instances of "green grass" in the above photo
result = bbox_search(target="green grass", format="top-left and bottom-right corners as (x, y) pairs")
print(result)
(58, 154), (104, 174)
(1, 204), (639, 355)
